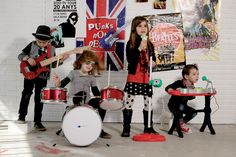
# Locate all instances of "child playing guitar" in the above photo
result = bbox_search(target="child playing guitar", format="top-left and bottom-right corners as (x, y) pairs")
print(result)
(16, 25), (73, 131)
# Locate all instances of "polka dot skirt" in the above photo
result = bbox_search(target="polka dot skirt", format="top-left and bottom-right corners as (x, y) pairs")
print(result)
(124, 82), (152, 96)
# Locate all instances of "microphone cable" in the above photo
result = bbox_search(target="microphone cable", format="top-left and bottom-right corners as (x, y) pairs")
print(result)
(211, 95), (220, 115)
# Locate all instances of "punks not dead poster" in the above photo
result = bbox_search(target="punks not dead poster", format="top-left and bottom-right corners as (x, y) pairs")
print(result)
(144, 13), (186, 72)
(76, 0), (127, 71)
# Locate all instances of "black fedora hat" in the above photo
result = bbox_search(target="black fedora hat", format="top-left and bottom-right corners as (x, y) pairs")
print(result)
(32, 25), (53, 40)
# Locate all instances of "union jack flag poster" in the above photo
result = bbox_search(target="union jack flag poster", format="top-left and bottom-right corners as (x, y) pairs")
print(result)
(76, 0), (127, 71)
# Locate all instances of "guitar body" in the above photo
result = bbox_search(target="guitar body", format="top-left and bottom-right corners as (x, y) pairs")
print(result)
(104, 34), (119, 48)
(20, 46), (90, 79)
(20, 54), (49, 80)
(100, 29), (115, 49)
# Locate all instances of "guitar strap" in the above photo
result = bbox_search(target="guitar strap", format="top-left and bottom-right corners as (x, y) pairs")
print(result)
(42, 44), (52, 79)
(46, 44), (51, 59)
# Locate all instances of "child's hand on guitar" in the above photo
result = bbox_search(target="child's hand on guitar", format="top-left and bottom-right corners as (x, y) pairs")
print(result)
(53, 73), (61, 87)
(27, 58), (36, 66)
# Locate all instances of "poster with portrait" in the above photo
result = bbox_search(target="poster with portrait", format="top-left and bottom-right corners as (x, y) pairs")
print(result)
(153, 0), (166, 9)
(45, 0), (86, 47)
(173, 0), (221, 60)
(144, 13), (186, 72)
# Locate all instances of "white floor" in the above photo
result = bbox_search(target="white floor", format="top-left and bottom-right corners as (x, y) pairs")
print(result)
(1, 121), (236, 157)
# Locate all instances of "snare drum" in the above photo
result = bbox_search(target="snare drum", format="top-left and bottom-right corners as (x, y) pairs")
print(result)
(62, 106), (102, 146)
(41, 87), (67, 104)
(100, 86), (124, 110)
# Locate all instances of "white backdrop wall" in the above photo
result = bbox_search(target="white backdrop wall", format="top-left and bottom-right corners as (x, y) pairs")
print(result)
(0, 0), (235, 124)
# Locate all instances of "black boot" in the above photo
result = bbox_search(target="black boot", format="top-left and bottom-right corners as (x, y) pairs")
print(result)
(143, 110), (159, 134)
(17, 93), (32, 123)
(121, 109), (133, 137)
(98, 107), (112, 139)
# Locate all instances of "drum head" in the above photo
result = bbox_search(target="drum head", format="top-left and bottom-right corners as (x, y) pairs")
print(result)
(62, 106), (102, 146)
(100, 99), (123, 111)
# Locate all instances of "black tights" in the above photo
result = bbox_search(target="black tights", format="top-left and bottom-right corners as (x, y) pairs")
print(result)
(169, 103), (197, 123)
(72, 91), (106, 121)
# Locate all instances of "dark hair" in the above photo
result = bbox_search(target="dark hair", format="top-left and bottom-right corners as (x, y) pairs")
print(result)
(129, 16), (151, 48)
(210, 0), (218, 5)
(73, 50), (104, 75)
(182, 64), (198, 78)
(67, 12), (78, 25)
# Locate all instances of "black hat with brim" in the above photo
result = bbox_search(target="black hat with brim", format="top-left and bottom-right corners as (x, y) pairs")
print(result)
(32, 25), (53, 40)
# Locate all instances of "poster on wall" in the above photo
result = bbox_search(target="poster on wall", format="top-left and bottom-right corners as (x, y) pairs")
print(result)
(173, 0), (221, 61)
(45, 0), (86, 47)
(153, 0), (166, 9)
(76, 0), (127, 71)
(144, 13), (186, 72)
(136, 0), (148, 2)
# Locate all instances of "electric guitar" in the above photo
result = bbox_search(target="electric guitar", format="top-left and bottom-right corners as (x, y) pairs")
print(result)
(20, 46), (90, 80)
(100, 20), (132, 49)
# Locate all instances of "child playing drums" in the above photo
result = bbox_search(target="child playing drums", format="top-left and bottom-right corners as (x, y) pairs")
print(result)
(53, 49), (112, 139)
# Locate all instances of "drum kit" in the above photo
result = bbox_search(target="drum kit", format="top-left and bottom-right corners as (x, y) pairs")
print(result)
(40, 66), (125, 146)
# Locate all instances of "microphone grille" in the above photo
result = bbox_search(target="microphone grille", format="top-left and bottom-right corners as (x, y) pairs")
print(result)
(141, 35), (148, 41)
(202, 76), (207, 81)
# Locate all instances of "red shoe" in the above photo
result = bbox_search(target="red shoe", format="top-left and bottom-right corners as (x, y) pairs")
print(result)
(180, 122), (192, 134)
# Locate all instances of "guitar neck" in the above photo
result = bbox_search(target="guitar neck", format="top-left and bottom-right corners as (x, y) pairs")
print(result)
(113, 29), (123, 37)
(113, 20), (132, 37)
(40, 46), (90, 67)
(40, 55), (63, 67)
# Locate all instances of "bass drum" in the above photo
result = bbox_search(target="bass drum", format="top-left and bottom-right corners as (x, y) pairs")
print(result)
(62, 106), (102, 146)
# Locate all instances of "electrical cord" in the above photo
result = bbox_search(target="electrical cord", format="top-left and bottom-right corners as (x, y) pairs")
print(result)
(211, 95), (220, 115)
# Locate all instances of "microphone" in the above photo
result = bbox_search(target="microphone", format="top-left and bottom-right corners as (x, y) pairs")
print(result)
(141, 35), (148, 50)
(202, 76), (212, 83)
(141, 35), (148, 41)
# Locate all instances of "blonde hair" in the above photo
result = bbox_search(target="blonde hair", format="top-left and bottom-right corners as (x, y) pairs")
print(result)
(73, 50), (104, 75)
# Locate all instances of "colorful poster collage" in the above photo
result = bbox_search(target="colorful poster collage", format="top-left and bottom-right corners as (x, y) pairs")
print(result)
(45, 0), (221, 71)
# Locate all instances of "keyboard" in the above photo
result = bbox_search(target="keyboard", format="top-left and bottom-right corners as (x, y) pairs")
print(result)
(178, 87), (216, 94)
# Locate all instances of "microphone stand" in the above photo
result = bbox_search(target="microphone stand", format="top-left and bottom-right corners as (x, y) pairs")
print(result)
(132, 43), (165, 142)
(206, 81), (214, 89)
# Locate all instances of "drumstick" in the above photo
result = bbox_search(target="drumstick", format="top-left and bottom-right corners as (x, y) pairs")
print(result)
(55, 54), (60, 75)
(107, 64), (111, 87)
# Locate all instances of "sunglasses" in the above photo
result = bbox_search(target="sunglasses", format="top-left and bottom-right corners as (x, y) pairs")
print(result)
(85, 60), (96, 66)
